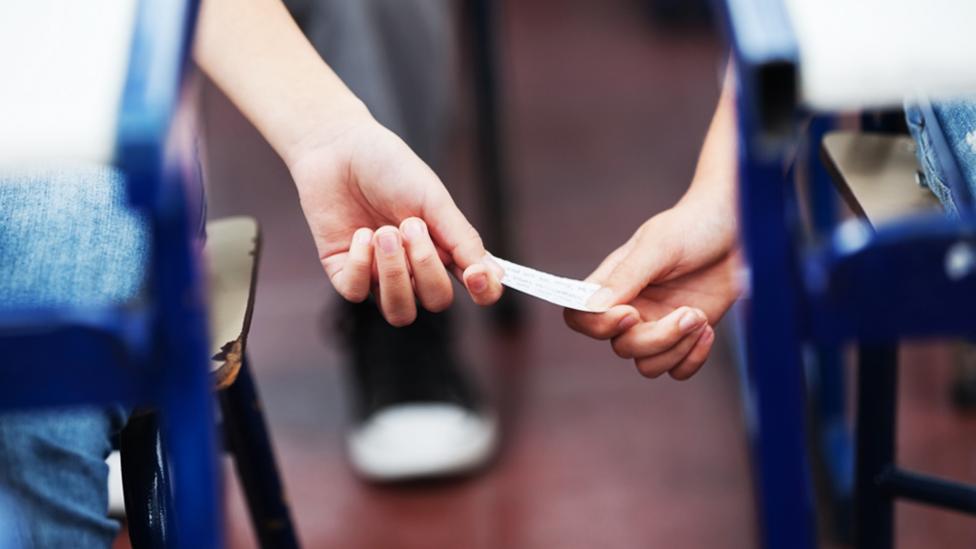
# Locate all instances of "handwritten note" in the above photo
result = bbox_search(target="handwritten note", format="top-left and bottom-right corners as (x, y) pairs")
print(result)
(490, 255), (606, 313)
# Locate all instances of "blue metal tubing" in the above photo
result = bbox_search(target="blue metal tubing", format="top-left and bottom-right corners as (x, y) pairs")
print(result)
(713, 0), (798, 143)
(121, 412), (173, 549)
(736, 84), (817, 548)
(854, 344), (898, 549)
(118, 0), (220, 545)
(804, 215), (976, 343)
(0, 327), (149, 411)
(0, 0), (219, 545)
(853, 345), (976, 548)
(879, 469), (976, 514)
(152, 208), (221, 549)
(807, 115), (855, 538)
(219, 357), (300, 549)
(121, 356), (299, 549)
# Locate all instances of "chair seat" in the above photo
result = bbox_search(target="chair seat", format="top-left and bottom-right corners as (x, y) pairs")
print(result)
(821, 131), (941, 227)
(785, 0), (976, 110)
(0, 2), (136, 165)
(204, 217), (261, 390)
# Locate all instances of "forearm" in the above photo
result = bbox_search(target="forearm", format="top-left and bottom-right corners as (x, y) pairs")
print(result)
(193, 0), (369, 167)
(669, 65), (740, 253)
(681, 66), (737, 211)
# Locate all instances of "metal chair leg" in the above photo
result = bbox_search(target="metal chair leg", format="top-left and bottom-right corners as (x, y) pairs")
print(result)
(738, 103), (817, 549)
(120, 412), (171, 549)
(854, 344), (898, 549)
(219, 355), (300, 549)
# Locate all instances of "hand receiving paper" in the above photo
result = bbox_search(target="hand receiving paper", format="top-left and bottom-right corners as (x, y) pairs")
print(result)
(564, 200), (743, 380)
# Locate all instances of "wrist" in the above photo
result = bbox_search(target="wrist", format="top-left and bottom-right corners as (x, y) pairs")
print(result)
(281, 96), (373, 172)
(675, 179), (740, 252)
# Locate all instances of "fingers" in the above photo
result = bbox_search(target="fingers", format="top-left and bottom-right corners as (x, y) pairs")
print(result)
(373, 226), (417, 326)
(424, 191), (489, 271)
(606, 307), (714, 380)
(668, 326), (715, 380)
(584, 238), (635, 285)
(462, 262), (504, 306)
(422, 191), (505, 296)
(610, 306), (707, 359)
(326, 215), (498, 322)
(564, 304), (641, 340)
(587, 230), (677, 310)
(632, 325), (710, 379)
(400, 218), (454, 312)
(326, 228), (374, 302)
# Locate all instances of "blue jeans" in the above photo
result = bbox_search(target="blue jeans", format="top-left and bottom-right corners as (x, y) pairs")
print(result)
(905, 100), (976, 214)
(0, 165), (147, 547)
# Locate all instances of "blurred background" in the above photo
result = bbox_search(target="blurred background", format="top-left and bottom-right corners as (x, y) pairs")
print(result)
(131, 0), (976, 547)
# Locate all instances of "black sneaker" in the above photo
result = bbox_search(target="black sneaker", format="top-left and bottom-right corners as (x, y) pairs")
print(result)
(337, 300), (497, 480)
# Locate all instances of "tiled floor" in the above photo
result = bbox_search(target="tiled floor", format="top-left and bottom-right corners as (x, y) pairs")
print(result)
(167, 0), (976, 547)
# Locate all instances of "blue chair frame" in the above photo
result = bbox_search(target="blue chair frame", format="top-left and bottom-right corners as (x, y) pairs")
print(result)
(715, 1), (976, 547)
(0, 1), (220, 547)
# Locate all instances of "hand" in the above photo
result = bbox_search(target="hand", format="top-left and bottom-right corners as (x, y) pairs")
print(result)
(287, 111), (503, 326)
(564, 196), (742, 379)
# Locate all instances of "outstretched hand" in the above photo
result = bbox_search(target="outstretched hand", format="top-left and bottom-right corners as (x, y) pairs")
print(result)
(287, 112), (503, 326)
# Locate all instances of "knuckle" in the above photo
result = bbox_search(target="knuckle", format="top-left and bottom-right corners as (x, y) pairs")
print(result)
(667, 322), (685, 342)
(611, 338), (632, 359)
(411, 249), (440, 270)
(400, 216), (423, 229)
(346, 255), (372, 275)
(458, 232), (486, 258)
(596, 318), (622, 340)
(380, 265), (410, 285)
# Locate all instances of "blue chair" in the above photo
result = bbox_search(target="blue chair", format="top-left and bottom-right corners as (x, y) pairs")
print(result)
(117, 217), (299, 548)
(714, 1), (976, 547)
(0, 1), (295, 546)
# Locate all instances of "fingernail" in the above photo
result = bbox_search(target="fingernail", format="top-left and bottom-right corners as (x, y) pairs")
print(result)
(468, 272), (488, 293)
(377, 230), (399, 255)
(678, 309), (705, 332)
(587, 287), (614, 311)
(354, 229), (372, 245)
(702, 326), (715, 342)
(402, 219), (424, 241)
(617, 314), (639, 332)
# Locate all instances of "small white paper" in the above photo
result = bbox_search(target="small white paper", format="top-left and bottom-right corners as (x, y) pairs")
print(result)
(491, 256), (606, 312)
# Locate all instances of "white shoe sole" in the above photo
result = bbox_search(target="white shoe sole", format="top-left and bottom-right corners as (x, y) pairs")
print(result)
(347, 403), (498, 481)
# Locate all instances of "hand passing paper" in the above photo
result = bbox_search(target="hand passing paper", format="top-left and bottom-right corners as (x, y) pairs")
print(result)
(490, 255), (607, 313)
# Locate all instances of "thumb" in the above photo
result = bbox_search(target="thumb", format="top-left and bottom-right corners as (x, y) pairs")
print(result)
(586, 230), (677, 310)
(423, 191), (494, 275)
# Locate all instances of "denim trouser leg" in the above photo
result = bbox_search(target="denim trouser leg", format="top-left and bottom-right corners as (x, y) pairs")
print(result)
(905, 100), (976, 213)
(0, 407), (130, 548)
(0, 165), (148, 548)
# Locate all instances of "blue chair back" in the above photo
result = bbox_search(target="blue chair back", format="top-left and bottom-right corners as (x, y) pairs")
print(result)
(0, 1), (219, 546)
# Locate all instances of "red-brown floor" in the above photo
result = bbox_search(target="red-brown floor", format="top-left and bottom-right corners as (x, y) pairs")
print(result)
(127, 1), (976, 547)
